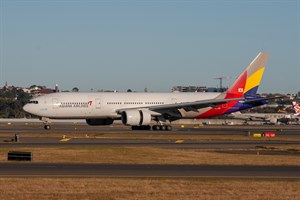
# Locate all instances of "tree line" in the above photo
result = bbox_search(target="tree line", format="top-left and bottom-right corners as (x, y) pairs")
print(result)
(0, 89), (31, 118)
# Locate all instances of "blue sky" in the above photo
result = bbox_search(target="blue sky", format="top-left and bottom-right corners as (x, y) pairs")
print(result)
(0, 0), (299, 93)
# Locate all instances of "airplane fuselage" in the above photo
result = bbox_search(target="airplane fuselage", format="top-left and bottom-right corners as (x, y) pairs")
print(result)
(24, 92), (224, 119)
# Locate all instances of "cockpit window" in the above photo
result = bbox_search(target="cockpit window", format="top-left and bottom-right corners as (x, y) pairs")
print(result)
(29, 101), (39, 104)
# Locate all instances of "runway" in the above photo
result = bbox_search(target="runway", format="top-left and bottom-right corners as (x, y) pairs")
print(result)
(1, 122), (300, 136)
(1, 122), (300, 150)
(1, 137), (300, 149)
(0, 163), (299, 179)
(1, 122), (300, 179)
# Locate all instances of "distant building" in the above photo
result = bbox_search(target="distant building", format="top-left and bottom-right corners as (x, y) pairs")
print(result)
(19, 85), (56, 97)
(172, 86), (227, 93)
(2, 81), (15, 91)
(55, 84), (59, 93)
(206, 87), (227, 93)
(172, 86), (207, 92)
(39, 88), (55, 95)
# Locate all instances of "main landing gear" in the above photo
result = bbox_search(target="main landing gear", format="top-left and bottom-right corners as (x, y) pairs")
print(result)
(131, 125), (172, 131)
(131, 125), (151, 130)
(152, 125), (172, 131)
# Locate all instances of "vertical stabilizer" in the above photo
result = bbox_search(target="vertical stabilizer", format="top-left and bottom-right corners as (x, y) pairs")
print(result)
(225, 52), (269, 99)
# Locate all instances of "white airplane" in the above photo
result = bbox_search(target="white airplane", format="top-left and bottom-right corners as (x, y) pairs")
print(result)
(229, 101), (300, 125)
(23, 52), (276, 130)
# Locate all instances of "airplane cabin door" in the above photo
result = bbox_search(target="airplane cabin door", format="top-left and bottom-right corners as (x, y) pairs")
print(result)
(95, 98), (101, 109)
(52, 98), (59, 109)
(171, 98), (178, 104)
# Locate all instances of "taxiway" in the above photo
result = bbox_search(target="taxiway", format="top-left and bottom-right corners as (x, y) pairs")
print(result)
(0, 163), (299, 179)
(0, 122), (299, 179)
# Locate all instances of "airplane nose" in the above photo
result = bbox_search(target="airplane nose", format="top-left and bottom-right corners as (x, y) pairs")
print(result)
(23, 104), (30, 113)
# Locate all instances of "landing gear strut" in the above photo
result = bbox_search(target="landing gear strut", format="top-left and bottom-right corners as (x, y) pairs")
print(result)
(41, 117), (51, 130)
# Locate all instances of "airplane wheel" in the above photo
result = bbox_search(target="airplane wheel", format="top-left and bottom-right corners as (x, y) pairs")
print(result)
(152, 125), (172, 131)
(44, 125), (51, 130)
(132, 125), (151, 130)
(152, 125), (160, 131)
(166, 125), (172, 131)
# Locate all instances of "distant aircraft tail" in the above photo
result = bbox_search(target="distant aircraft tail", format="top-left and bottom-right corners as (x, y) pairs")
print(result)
(292, 102), (300, 116)
(225, 52), (269, 99)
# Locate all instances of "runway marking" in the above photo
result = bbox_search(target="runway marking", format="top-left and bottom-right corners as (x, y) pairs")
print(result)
(60, 138), (71, 142)
(175, 140), (184, 143)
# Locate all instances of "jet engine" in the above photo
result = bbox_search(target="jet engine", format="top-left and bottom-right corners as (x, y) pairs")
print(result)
(86, 118), (114, 126)
(268, 118), (278, 125)
(121, 110), (152, 126)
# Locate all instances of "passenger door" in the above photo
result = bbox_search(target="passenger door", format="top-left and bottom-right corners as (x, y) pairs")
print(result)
(95, 98), (101, 109)
(52, 98), (59, 109)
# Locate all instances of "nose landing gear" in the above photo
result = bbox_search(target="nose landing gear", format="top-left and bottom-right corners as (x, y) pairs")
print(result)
(44, 125), (51, 130)
(41, 117), (51, 130)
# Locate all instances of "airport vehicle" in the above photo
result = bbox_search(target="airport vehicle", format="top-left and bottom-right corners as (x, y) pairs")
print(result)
(23, 52), (276, 130)
(229, 102), (300, 125)
(292, 101), (300, 116)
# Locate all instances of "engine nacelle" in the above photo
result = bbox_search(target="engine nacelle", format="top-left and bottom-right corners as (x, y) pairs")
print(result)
(268, 118), (278, 124)
(121, 110), (152, 126)
(86, 118), (114, 126)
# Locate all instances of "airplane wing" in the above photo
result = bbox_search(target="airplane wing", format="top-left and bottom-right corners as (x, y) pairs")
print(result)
(149, 96), (284, 114)
(117, 98), (243, 119)
(148, 98), (242, 112)
(117, 95), (283, 120)
(240, 96), (285, 104)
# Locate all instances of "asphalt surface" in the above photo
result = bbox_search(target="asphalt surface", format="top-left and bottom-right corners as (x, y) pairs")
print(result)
(1, 137), (300, 149)
(0, 122), (299, 179)
(1, 122), (300, 149)
(0, 163), (299, 179)
(1, 122), (300, 135)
